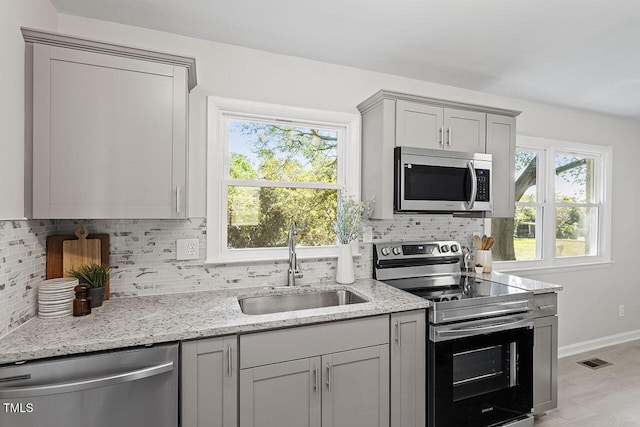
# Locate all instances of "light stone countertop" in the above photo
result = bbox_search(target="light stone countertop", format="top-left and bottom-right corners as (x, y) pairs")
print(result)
(470, 271), (563, 294)
(0, 279), (428, 365)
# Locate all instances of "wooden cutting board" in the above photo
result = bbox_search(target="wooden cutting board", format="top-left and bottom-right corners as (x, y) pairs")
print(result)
(62, 227), (102, 277)
(46, 228), (111, 300)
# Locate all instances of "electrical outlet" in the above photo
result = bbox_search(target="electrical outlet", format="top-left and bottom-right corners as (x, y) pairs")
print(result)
(619, 304), (625, 317)
(176, 238), (200, 260)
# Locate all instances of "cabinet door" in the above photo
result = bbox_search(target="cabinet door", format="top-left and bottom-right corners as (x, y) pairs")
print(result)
(32, 44), (187, 218)
(533, 315), (558, 414)
(486, 114), (517, 218)
(322, 345), (390, 427)
(182, 336), (238, 427)
(390, 311), (426, 427)
(443, 108), (486, 152)
(240, 357), (321, 427)
(396, 100), (444, 149)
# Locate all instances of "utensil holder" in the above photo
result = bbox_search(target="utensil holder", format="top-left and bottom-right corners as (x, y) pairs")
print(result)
(475, 250), (492, 273)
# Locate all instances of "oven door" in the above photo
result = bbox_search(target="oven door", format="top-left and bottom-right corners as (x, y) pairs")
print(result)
(394, 147), (492, 212)
(428, 315), (534, 427)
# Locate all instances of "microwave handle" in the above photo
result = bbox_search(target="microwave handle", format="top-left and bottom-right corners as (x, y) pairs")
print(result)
(465, 161), (477, 210)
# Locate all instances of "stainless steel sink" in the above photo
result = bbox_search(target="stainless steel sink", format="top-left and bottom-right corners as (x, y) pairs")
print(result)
(238, 289), (368, 315)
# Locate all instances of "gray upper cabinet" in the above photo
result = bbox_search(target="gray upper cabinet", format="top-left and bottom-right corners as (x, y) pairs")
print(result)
(390, 310), (426, 427)
(22, 28), (196, 219)
(443, 108), (486, 153)
(239, 316), (390, 427)
(358, 90), (520, 219)
(396, 101), (486, 152)
(486, 114), (517, 218)
(182, 336), (238, 427)
(395, 101), (443, 148)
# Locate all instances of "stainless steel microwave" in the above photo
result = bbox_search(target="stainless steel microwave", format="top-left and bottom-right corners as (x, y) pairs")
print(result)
(394, 146), (492, 213)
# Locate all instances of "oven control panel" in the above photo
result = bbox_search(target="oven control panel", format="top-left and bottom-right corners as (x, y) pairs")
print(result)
(375, 241), (462, 260)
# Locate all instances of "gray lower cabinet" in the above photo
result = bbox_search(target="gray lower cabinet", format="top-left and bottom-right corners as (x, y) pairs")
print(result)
(322, 345), (390, 427)
(240, 357), (321, 427)
(240, 346), (389, 427)
(181, 336), (238, 427)
(390, 310), (426, 427)
(239, 316), (390, 427)
(532, 293), (558, 414)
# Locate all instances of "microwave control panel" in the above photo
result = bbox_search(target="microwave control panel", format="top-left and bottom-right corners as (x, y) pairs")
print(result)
(476, 169), (490, 201)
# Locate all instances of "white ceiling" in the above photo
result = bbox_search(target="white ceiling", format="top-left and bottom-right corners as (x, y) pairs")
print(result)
(50, 0), (640, 119)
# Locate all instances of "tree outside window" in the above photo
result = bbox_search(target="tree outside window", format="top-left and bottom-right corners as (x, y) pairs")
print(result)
(227, 120), (341, 249)
(206, 97), (360, 263)
(492, 137), (609, 268)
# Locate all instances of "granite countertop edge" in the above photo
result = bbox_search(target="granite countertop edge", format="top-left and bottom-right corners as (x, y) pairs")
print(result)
(0, 279), (428, 365)
(470, 271), (563, 294)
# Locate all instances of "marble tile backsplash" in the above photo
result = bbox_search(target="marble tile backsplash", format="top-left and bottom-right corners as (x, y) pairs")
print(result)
(0, 220), (56, 337)
(0, 214), (483, 336)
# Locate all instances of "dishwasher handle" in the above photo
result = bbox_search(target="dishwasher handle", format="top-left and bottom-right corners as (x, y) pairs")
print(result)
(0, 361), (174, 399)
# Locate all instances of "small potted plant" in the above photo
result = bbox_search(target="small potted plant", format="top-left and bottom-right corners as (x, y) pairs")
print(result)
(68, 263), (110, 308)
(474, 264), (484, 275)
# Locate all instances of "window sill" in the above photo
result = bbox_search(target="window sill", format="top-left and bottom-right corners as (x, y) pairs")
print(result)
(495, 260), (614, 276)
(205, 251), (362, 266)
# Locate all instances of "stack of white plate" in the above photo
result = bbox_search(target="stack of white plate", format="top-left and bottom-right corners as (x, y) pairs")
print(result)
(38, 278), (78, 319)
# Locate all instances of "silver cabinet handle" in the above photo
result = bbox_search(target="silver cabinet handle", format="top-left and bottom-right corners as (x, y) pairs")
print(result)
(227, 345), (233, 378)
(537, 305), (556, 310)
(466, 160), (477, 210)
(313, 367), (319, 394)
(176, 185), (181, 213)
(395, 321), (401, 347)
(447, 126), (452, 146)
(439, 127), (443, 145)
(326, 364), (332, 392)
(0, 361), (173, 398)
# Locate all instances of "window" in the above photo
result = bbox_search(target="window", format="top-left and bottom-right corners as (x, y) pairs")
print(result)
(492, 136), (612, 270)
(206, 97), (360, 263)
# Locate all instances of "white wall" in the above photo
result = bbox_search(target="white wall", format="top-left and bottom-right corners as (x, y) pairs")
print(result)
(6, 11), (640, 349)
(0, 0), (58, 219)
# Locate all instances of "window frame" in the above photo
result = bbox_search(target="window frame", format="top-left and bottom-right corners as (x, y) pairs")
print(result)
(493, 135), (612, 272)
(206, 97), (361, 264)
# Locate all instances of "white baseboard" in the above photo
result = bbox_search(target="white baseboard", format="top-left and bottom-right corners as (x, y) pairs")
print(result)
(559, 329), (640, 358)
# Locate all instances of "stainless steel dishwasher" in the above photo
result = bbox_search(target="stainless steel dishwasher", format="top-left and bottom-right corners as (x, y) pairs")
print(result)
(0, 343), (178, 427)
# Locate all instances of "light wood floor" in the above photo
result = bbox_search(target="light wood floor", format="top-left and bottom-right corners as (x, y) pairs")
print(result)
(535, 340), (640, 426)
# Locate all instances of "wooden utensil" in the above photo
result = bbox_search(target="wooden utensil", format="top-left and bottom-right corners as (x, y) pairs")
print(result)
(481, 235), (488, 250)
(486, 236), (495, 250)
(473, 235), (482, 249)
(63, 226), (102, 276)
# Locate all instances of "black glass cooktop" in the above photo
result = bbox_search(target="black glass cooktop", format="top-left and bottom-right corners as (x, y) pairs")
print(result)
(389, 275), (530, 303)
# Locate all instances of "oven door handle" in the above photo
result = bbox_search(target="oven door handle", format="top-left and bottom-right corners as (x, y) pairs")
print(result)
(432, 318), (533, 341)
(465, 160), (477, 210)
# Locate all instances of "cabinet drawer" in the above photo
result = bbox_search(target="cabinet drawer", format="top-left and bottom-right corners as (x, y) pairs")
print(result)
(533, 293), (557, 317)
(240, 315), (389, 369)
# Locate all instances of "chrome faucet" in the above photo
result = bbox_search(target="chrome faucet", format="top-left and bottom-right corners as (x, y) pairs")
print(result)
(462, 246), (472, 272)
(287, 221), (303, 286)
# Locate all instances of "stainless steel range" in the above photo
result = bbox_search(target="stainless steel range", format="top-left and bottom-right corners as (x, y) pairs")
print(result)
(374, 241), (535, 427)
